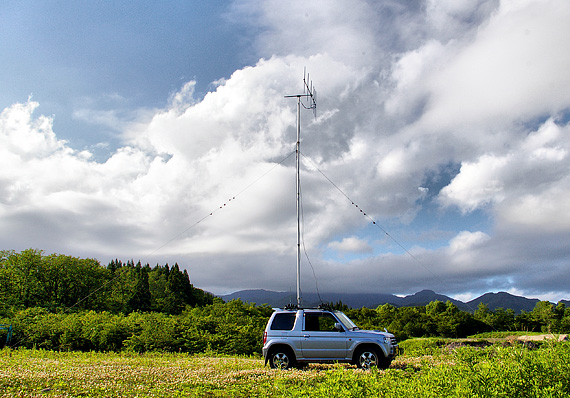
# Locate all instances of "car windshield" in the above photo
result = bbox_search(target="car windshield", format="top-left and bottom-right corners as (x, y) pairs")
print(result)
(334, 311), (359, 330)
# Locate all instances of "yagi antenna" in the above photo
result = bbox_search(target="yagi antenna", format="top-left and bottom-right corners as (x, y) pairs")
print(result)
(303, 68), (317, 118)
(284, 69), (317, 307)
(286, 68), (317, 117)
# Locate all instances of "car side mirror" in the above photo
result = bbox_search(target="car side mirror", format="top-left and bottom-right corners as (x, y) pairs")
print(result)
(334, 322), (344, 332)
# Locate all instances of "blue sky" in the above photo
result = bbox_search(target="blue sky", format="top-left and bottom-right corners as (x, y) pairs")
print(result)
(2, 0), (570, 303)
(1, 2), (252, 155)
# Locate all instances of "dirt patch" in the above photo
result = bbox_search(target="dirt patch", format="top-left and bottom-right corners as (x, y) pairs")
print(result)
(516, 334), (568, 342)
(443, 340), (494, 351)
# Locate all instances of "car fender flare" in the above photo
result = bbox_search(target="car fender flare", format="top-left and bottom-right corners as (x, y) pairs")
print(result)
(352, 341), (389, 359)
(265, 343), (297, 365)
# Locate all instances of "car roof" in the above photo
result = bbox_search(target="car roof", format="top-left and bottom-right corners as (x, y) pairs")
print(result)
(272, 307), (334, 313)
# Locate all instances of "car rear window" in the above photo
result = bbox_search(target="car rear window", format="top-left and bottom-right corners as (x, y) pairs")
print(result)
(270, 313), (296, 330)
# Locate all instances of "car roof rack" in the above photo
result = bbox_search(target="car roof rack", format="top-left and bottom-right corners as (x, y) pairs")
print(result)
(279, 303), (335, 311)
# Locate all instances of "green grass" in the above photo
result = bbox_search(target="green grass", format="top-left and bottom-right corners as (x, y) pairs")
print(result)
(398, 337), (448, 356)
(469, 331), (548, 338)
(1, 342), (570, 397)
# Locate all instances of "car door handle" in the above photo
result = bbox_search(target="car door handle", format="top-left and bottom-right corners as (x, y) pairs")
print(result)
(303, 334), (311, 338)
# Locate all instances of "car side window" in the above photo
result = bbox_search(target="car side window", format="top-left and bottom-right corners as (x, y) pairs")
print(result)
(270, 313), (296, 330)
(304, 313), (339, 332)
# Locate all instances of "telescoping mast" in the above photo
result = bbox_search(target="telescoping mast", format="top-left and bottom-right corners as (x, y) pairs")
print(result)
(284, 70), (317, 307)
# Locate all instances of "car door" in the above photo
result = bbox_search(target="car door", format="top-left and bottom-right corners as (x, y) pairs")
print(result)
(300, 312), (347, 359)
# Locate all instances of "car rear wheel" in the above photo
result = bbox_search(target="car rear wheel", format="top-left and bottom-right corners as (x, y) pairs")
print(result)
(268, 347), (296, 370)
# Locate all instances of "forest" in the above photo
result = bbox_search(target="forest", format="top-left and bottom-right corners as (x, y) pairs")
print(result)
(0, 248), (214, 314)
(1, 249), (570, 355)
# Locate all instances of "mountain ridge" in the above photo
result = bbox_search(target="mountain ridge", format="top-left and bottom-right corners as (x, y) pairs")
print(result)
(219, 289), (570, 314)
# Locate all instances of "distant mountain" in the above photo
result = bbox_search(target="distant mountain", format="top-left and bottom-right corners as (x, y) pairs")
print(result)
(219, 289), (559, 313)
(221, 289), (290, 306)
(219, 289), (402, 309)
(399, 290), (469, 311)
(219, 289), (463, 310)
(467, 292), (541, 313)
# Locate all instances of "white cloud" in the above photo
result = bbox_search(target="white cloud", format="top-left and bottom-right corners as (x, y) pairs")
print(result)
(0, 100), (65, 158)
(233, 0), (381, 68)
(438, 154), (510, 212)
(0, 99), (166, 254)
(448, 230), (491, 253)
(2, 0), (570, 301)
(328, 236), (373, 253)
(439, 118), (570, 232)
(422, 0), (570, 130)
(499, 184), (570, 232)
(426, 0), (499, 41)
(385, 40), (446, 118)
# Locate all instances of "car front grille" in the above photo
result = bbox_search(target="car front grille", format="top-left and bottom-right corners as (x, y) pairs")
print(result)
(389, 336), (398, 355)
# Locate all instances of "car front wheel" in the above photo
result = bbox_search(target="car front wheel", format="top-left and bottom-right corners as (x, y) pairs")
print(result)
(354, 347), (385, 370)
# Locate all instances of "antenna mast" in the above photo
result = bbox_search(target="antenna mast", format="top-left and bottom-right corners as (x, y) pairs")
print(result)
(284, 69), (317, 307)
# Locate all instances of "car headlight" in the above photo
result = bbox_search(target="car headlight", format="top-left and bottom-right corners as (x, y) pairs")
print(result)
(383, 336), (391, 344)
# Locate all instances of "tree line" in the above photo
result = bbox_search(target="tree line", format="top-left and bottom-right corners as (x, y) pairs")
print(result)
(0, 249), (214, 315)
(2, 249), (570, 355)
(2, 298), (569, 354)
(338, 299), (570, 341)
(1, 301), (272, 355)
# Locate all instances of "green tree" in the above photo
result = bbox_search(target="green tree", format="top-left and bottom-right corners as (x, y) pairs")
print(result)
(0, 250), (19, 309)
(492, 307), (516, 331)
(531, 301), (556, 332)
(376, 303), (397, 325)
(148, 264), (169, 312)
(163, 263), (189, 315)
(474, 303), (513, 332)
(49, 254), (109, 311)
(127, 262), (151, 312)
(106, 265), (137, 313)
(0, 249), (107, 311)
(474, 302), (491, 323)
(559, 307), (570, 333)
(5, 249), (44, 308)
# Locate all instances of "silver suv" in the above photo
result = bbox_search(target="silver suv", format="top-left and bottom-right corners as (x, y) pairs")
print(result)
(262, 307), (398, 369)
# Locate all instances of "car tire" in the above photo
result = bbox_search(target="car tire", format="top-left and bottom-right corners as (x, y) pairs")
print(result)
(354, 346), (386, 370)
(268, 347), (296, 370)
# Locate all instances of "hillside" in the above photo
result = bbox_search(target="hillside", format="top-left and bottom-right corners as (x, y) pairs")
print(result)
(467, 292), (540, 313)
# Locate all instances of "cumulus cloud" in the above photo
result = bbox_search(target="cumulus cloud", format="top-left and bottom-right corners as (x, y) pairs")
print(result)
(0, 100), (159, 253)
(232, 0), (381, 68)
(328, 236), (373, 254)
(439, 119), (570, 223)
(0, 100), (65, 158)
(434, 1), (569, 128)
(2, 0), (570, 301)
(448, 230), (491, 253)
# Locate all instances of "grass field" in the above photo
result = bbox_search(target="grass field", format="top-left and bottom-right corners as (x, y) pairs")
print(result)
(1, 340), (569, 397)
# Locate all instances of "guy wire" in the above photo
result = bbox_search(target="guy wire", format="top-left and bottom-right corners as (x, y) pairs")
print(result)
(300, 153), (435, 279)
(67, 149), (296, 312)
